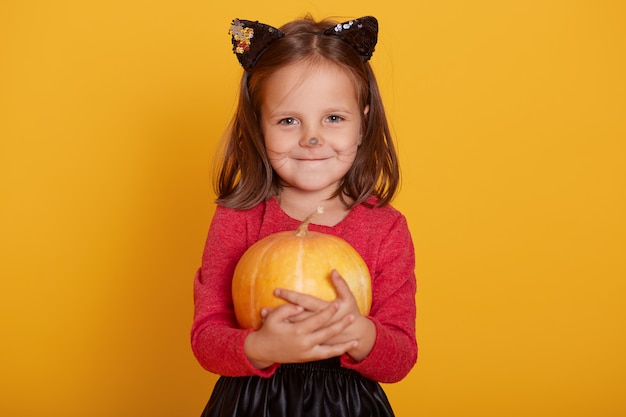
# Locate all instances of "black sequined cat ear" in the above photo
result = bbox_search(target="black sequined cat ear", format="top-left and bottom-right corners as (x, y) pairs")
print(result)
(229, 19), (285, 71)
(323, 16), (378, 62)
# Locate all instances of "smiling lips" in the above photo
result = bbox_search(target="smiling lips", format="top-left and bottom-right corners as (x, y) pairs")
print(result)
(294, 153), (331, 158)
(295, 157), (332, 163)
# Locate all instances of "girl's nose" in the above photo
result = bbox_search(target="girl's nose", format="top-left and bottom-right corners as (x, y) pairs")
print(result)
(300, 136), (324, 148)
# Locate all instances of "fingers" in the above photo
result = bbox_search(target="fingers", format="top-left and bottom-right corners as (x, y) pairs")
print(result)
(294, 308), (359, 362)
(329, 270), (361, 319)
(257, 300), (359, 364)
(274, 270), (354, 310)
(271, 270), (360, 326)
(329, 269), (353, 300)
(310, 339), (359, 360)
(293, 299), (342, 333)
(309, 306), (355, 342)
(264, 299), (352, 341)
(273, 288), (330, 312)
(263, 302), (303, 323)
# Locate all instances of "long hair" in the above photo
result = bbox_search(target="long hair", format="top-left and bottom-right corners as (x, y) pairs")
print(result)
(215, 16), (399, 209)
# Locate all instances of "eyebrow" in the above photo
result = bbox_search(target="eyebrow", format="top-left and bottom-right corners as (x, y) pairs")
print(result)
(265, 106), (355, 117)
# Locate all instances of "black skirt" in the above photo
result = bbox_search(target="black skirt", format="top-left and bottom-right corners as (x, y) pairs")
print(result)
(200, 358), (395, 417)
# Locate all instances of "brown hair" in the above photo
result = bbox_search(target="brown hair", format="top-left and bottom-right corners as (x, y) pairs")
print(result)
(215, 16), (399, 209)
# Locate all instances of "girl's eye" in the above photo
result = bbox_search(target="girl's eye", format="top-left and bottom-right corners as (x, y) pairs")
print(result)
(278, 117), (298, 125)
(326, 115), (344, 123)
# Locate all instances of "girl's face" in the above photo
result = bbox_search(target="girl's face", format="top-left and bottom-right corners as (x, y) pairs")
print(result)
(260, 60), (367, 198)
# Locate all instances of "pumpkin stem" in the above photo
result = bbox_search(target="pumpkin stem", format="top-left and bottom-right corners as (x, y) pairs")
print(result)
(295, 206), (324, 237)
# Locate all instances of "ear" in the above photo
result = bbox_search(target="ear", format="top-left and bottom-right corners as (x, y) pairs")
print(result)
(323, 16), (378, 61)
(229, 19), (285, 71)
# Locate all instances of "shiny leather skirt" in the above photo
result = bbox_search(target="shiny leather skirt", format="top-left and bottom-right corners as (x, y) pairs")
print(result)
(200, 358), (395, 417)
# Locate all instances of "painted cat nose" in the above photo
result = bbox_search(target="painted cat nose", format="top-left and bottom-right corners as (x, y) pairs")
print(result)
(300, 137), (323, 147)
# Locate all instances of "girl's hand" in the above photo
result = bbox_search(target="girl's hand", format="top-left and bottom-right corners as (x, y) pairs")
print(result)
(268, 270), (377, 362)
(243, 292), (358, 369)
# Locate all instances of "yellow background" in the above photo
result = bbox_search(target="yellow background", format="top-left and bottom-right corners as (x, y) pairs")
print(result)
(1, 1), (625, 416)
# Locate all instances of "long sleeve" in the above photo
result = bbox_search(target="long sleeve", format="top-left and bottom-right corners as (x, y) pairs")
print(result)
(338, 213), (418, 382)
(190, 205), (279, 377)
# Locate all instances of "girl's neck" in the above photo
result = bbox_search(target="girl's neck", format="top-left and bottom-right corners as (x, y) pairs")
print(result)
(276, 188), (352, 227)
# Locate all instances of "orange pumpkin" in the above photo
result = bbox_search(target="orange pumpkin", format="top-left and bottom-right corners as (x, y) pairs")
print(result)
(232, 208), (372, 329)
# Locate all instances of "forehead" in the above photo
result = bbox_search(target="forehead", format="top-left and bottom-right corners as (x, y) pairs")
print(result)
(262, 59), (359, 104)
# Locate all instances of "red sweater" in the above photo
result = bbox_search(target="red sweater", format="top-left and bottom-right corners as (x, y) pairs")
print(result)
(191, 197), (417, 383)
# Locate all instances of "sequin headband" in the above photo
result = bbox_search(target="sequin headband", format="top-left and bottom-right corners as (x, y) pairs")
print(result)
(229, 16), (379, 71)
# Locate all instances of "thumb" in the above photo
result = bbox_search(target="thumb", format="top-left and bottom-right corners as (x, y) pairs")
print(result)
(330, 269), (353, 299)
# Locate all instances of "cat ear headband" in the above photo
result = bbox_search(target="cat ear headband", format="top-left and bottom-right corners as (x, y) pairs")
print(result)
(229, 16), (379, 71)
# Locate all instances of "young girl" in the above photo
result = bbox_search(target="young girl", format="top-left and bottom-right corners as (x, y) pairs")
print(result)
(192, 15), (417, 417)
